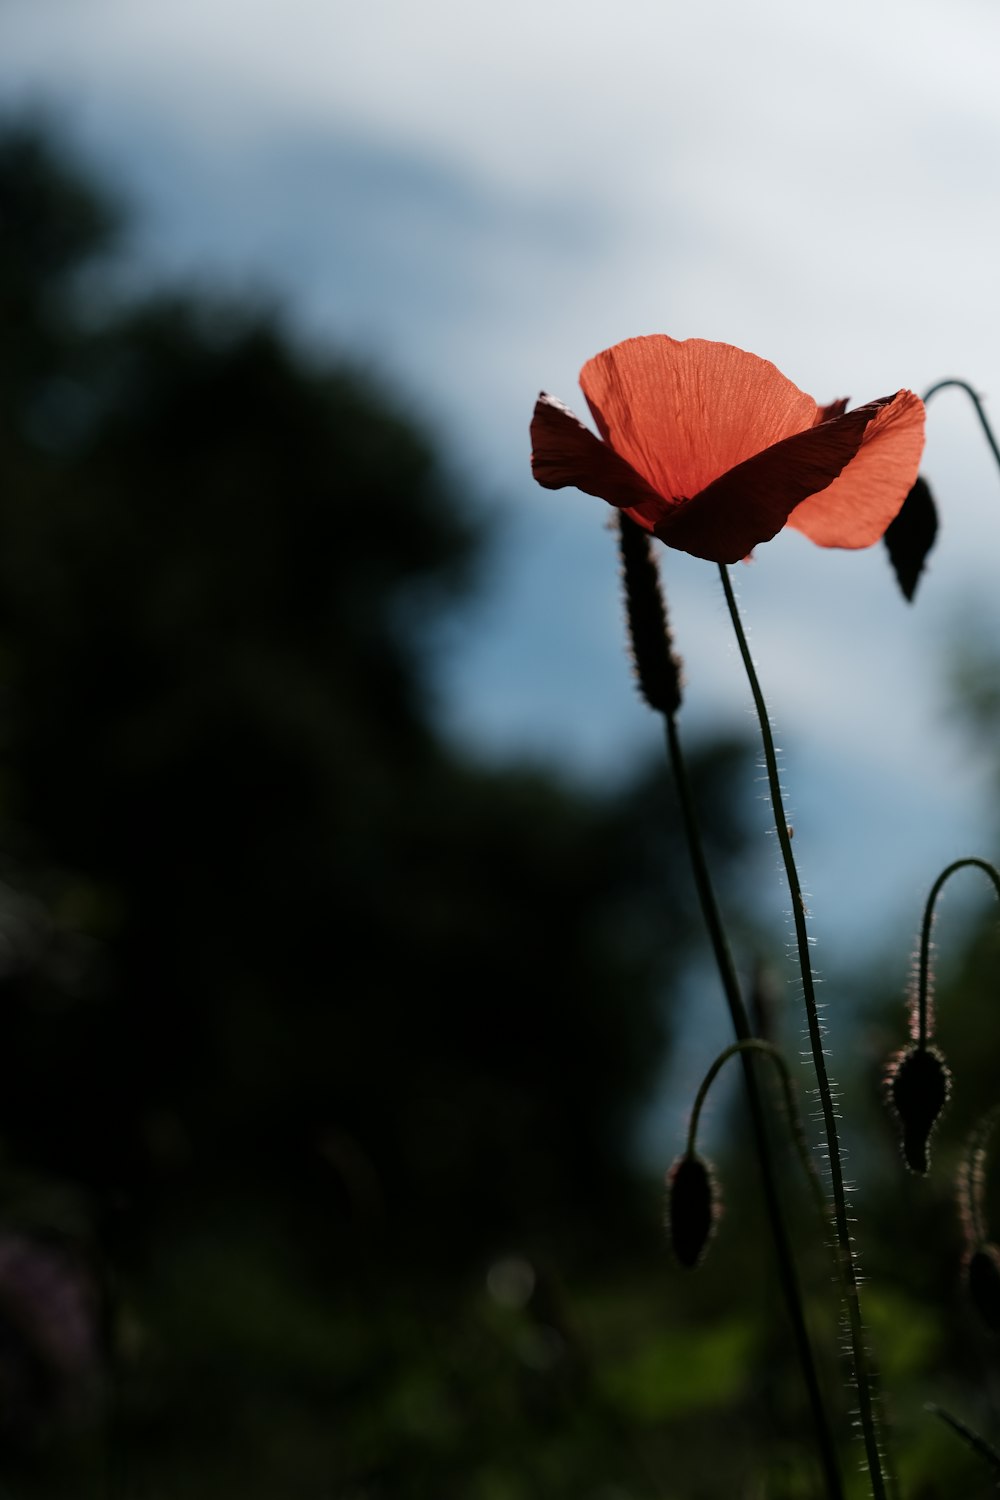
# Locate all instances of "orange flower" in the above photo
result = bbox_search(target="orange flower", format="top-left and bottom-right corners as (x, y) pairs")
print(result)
(530, 336), (925, 565)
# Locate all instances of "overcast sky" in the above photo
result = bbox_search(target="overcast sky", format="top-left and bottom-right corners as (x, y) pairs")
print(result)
(5, 0), (1000, 1005)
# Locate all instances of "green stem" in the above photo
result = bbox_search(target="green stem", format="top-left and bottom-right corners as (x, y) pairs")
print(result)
(664, 712), (843, 1500)
(718, 563), (887, 1500)
(916, 857), (1000, 1049)
(923, 379), (1000, 478)
(927, 1403), (1000, 1481)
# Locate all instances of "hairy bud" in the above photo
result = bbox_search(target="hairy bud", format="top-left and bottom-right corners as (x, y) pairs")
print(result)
(666, 1152), (717, 1269)
(887, 1044), (951, 1174)
(618, 513), (683, 716)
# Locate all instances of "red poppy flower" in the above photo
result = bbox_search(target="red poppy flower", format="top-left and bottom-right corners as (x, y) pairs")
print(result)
(530, 336), (925, 565)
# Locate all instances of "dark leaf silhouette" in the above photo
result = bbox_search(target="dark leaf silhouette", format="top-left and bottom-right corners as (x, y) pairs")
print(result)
(884, 474), (938, 601)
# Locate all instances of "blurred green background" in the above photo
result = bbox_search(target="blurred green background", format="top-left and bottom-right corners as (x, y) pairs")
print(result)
(1, 119), (1000, 1499)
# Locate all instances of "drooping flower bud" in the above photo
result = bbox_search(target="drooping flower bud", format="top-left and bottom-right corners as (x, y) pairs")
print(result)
(884, 474), (938, 603)
(617, 513), (683, 716)
(666, 1151), (717, 1269)
(967, 1243), (1000, 1334)
(886, 1044), (951, 1174)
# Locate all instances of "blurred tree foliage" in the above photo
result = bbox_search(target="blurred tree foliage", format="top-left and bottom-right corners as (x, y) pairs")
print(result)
(0, 121), (770, 1496)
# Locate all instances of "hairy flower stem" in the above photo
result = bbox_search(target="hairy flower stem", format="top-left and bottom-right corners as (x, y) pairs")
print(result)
(718, 563), (887, 1500)
(923, 379), (1000, 476)
(664, 710), (843, 1500)
(916, 857), (1000, 1049)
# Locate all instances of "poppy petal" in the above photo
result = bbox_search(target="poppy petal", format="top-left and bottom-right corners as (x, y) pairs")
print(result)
(654, 401), (885, 564)
(785, 390), (925, 548)
(816, 398), (849, 424)
(580, 336), (819, 502)
(530, 393), (665, 529)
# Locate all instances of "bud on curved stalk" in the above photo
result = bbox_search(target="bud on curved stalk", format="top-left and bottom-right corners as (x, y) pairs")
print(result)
(885, 857), (1000, 1173)
(886, 1045), (951, 1174)
(668, 1038), (823, 1272)
(666, 1151), (717, 1269)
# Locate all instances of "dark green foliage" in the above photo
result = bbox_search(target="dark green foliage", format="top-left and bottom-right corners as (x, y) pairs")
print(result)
(0, 118), (116, 351)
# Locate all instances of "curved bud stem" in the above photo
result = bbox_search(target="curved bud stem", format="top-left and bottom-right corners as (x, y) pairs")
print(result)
(923, 379), (1000, 481)
(916, 858), (1000, 1050)
(685, 1039), (826, 1226)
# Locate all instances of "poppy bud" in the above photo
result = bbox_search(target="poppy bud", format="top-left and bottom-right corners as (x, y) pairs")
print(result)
(884, 474), (938, 603)
(617, 514), (683, 716)
(666, 1151), (717, 1268)
(887, 1044), (951, 1174)
(967, 1244), (1000, 1334)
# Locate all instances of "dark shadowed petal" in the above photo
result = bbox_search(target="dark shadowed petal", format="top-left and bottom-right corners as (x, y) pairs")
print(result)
(654, 400), (884, 563)
(815, 398), (849, 423)
(786, 390), (925, 548)
(580, 336), (819, 503)
(530, 393), (666, 530)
